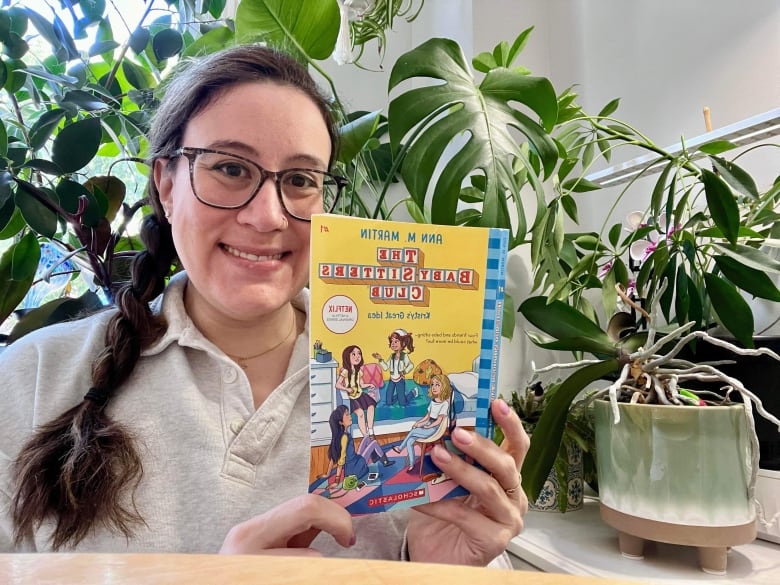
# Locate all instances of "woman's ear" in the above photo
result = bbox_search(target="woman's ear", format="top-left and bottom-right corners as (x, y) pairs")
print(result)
(154, 158), (174, 216)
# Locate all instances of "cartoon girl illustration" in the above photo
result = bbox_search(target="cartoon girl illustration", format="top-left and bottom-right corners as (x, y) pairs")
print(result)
(372, 328), (415, 406)
(335, 345), (377, 438)
(320, 405), (395, 489)
(392, 373), (452, 471)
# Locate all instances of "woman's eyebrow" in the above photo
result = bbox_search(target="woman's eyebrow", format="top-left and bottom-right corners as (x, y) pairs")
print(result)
(203, 140), (327, 169)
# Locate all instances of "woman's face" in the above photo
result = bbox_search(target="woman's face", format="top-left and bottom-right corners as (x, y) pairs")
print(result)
(155, 82), (331, 324)
(341, 409), (352, 428)
(390, 335), (401, 351)
(350, 347), (362, 365)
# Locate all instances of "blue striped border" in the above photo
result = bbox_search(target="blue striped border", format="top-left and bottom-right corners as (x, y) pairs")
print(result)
(474, 228), (508, 439)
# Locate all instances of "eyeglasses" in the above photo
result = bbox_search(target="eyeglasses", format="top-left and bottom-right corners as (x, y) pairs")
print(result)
(173, 147), (347, 221)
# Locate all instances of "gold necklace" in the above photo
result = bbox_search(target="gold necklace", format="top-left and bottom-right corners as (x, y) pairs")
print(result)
(226, 312), (297, 370)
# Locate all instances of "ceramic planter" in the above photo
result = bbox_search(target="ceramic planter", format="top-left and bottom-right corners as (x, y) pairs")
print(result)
(528, 440), (584, 513)
(593, 400), (757, 574)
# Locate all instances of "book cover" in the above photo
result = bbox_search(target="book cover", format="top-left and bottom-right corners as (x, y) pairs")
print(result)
(308, 214), (508, 514)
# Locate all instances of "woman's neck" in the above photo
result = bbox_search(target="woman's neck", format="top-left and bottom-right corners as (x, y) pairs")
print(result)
(183, 284), (297, 358)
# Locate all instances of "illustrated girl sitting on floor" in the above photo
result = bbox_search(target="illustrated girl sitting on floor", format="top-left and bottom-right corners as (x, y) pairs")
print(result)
(320, 405), (395, 491)
(392, 373), (453, 471)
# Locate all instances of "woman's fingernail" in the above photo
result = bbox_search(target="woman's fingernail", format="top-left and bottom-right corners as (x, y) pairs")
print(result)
(349, 533), (357, 547)
(497, 398), (510, 415)
(452, 426), (473, 446)
(433, 444), (452, 462)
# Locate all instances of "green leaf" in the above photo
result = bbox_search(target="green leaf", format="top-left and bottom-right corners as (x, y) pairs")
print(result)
(51, 117), (102, 173)
(81, 0), (107, 22)
(701, 168), (739, 245)
(598, 98), (620, 118)
(152, 28), (184, 61)
(388, 38), (558, 235)
(0, 231), (40, 324)
(0, 201), (22, 238)
(518, 296), (614, 351)
(121, 60), (154, 90)
(29, 108), (66, 151)
(561, 177), (600, 193)
(9, 291), (104, 342)
(337, 110), (381, 165)
(714, 255), (780, 302)
(181, 26), (235, 58)
(703, 272), (754, 347)
(502, 293), (515, 340)
(697, 140), (737, 155)
(710, 155), (759, 199)
(522, 359), (620, 502)
(506, 27), (533, 66)
(129, 27), (150, 54)
(235, 0), (340, 61)
(650, 161), (674, 218)
(61, 89), (108, 112)
(14, 183), (59, 237)
(3, 31), (29, 59)
(710, 243), (780, 274)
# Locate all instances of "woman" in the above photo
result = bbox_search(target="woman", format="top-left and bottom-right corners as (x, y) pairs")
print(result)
(335, 345), (377, 438)
(0, 45), (529, 565)
(320, 406), (393, 490)
(393, 374), (452, 471)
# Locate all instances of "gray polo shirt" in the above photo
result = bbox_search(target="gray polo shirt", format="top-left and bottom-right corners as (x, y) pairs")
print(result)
(0, 273), (406, 556)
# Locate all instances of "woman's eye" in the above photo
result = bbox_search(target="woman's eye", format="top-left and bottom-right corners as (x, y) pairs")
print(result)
(214, 161), (249, 178)
(285, 172), (318, 189)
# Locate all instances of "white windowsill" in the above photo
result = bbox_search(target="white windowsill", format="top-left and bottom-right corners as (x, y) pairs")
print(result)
(507, 497), (779, 585)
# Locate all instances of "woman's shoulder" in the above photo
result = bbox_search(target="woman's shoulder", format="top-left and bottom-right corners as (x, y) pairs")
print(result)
(0, 310), (115, 406)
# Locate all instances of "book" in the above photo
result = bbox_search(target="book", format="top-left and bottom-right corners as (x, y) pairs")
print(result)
(307, 214), (509, 514)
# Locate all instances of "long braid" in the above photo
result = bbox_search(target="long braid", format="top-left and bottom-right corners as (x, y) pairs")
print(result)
(11, 215), (176, 549)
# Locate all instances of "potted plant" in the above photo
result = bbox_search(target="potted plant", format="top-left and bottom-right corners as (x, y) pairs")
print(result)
(510, 81), (780, 569)
(497, 379), (596, 513)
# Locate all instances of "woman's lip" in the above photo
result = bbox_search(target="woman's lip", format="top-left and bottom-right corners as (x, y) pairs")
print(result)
(221, 243), (286, 262)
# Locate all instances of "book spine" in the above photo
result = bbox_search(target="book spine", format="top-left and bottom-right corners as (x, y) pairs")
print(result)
(475, 228), (509, 439)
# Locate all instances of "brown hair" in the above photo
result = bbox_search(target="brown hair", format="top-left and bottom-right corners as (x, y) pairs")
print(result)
(11, 44), (337, 550)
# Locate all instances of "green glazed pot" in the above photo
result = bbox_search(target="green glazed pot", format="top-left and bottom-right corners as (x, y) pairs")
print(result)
(593, 400), (755, 527)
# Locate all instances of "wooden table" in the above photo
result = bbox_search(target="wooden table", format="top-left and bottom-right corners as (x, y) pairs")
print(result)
(0, 554), (647, 584)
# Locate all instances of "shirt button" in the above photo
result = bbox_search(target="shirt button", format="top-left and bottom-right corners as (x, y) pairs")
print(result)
(223, 367), (238, 383)
(230, 419), (245, 434)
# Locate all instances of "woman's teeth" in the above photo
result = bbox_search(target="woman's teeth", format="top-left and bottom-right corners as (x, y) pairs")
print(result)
(224, 245), (282, 262)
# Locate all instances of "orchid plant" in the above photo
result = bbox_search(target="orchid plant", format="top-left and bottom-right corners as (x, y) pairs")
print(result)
(530, 101), (780, 349)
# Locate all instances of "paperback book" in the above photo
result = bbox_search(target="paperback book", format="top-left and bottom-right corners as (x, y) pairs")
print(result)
(308, 214), (508, 514)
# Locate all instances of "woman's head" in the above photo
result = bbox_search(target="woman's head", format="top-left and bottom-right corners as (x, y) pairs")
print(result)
(342, 345), (364, 370)
(150, 45), (339, 324)
(429, 374), (452, 401)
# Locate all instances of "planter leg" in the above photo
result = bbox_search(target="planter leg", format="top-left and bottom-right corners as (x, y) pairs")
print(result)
(618, 532), (645, 559)
(698, 546), (727, 575)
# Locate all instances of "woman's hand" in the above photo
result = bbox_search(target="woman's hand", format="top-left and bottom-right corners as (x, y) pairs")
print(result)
(220, 494), (355, 556)
(406, 398), (530, 566)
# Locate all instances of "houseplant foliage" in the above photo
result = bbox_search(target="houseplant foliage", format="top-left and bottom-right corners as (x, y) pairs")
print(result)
(531, 104), (780, 348)
(0, 0), (423, 335)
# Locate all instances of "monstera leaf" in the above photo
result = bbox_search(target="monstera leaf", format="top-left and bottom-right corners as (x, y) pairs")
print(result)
(387, 37), (558, 239)
(235, 0), (340, 62)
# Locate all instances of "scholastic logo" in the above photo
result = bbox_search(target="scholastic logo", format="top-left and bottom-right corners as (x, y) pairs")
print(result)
(368, 489), (426, 507)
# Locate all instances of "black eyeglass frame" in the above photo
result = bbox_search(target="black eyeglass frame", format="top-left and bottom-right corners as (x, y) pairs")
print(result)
(173, 147), (348, 222)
